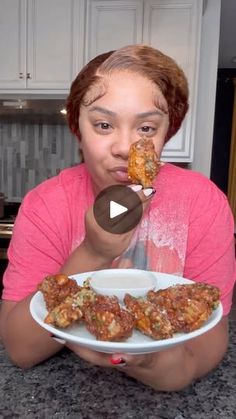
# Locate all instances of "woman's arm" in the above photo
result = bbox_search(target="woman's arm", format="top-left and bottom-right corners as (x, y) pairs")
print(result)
(0, 241), (113, 369)
(0, 198), (145, 368)
(121, 317), (228, 391)
(0, 297), (62, 369)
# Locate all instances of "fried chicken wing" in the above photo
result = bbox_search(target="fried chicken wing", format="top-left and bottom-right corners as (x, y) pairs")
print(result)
(128, 137), (161, 188)
(44, 288), (96, 328)
(124, 294), (173, 340)
(44, 298), (83, 328)
(167, 297), (210, 333)
(187, 283), (220, 310)
(84, 295), (135, 341)
(148, 283), (220, 311)
(147, 282), (219, 333)
(38, 274), (80, 311)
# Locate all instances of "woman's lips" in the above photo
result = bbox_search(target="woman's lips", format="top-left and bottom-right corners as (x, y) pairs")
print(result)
(109, 167), (129, 182)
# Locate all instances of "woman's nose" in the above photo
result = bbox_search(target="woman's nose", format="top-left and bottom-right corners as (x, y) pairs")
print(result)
(111, 133), (135, 159)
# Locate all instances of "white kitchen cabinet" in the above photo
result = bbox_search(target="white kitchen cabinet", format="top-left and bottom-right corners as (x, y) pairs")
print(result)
(143, 0), (203, 161)
(84, 0), (143, 61)
(0, 0), (27, 89)
(0, 0), (203, 162)
(0, 0), (85, 91)
(85, 0), (203, 162)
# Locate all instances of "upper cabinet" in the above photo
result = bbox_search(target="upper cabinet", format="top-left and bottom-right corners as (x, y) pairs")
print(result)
(84, 0), (203, 161)
(142, 0), (203, 161)
(27, 0), (85, 89)
(84, 0), (143, 61)
(0, 0), (85, 91)
(0, 0), (27, 89)
(0, 0), (203, 161)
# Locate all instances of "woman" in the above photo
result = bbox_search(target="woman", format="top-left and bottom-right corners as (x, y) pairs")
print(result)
(0, 45), (235, 391)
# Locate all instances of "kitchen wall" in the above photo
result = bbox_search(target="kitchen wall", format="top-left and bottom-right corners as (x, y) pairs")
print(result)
(0, 122), (80, 201)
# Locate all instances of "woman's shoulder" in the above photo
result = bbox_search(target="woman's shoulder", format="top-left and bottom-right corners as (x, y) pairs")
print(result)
(38, 164), (88, 191)
(158, 163), (211, 184)
(20, 164), (91, 213)
(152, 163), (233, 234)
(157, 163), (227, 200)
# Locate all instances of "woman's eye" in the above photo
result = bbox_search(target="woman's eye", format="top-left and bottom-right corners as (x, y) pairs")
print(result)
(96, 122), (111, 130)
(141, 126), (150, 132)
(139, 126), (156, 134)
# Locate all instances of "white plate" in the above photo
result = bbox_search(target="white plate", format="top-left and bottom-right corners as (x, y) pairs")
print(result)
(30, 270), (223, 354)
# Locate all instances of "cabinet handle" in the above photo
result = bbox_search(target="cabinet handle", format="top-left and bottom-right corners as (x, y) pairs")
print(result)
(26, 72), (32, 79)
(19, 72), (24, 79)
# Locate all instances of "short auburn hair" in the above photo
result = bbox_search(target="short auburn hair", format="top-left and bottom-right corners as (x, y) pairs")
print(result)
(66, 44), (189, 142)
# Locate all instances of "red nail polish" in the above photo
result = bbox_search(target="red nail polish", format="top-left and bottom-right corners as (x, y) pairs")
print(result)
(110, 357), (126, 365)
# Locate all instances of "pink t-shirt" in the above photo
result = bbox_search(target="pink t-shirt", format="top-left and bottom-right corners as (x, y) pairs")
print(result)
(3, 163), (236, 315)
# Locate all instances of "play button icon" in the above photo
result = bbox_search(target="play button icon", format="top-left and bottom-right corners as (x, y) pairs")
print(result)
(110, 201), (128, 219)
(93, 185), (143, 234)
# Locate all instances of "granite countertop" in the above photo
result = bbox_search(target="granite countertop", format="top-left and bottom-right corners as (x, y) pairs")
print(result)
(0, 322), (236, 419)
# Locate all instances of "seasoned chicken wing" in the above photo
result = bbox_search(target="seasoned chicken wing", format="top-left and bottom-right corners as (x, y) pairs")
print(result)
(44, 298), (83, 328)
(38, 274), (80, 311)
(124, 294), (173, 340)
(44, 288), (96, 328)
(187, 283), (220, 310)
(171, 297), (210, 333)
(84, 295), (135, 341)
(147, 283), (219, 333)
(148, 283), (220, 311)
(128, 137), (161, 188)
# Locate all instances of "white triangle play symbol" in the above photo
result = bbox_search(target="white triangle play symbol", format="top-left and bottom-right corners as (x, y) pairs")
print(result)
(109, 200), (128, 219)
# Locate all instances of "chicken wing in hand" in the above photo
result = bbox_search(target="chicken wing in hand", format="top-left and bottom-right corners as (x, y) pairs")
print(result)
(128, 137), (161, 188)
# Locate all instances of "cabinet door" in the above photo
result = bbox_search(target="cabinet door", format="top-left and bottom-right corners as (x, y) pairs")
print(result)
(27, 0), (85, 89)
(143, 0), (203, 162)
(85, 0), (143, 61)
(0, 0), (27, 89)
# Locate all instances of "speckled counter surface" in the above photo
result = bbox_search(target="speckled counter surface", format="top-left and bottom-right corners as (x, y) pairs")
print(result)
(0, 322), (236, 419)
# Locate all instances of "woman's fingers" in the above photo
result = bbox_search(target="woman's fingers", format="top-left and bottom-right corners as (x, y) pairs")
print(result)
(94, 184), (156, 220)
(84, 182), (156, 261)
(66, 342), (156, 371)
(109, 184), (156, 230)
(66, 342), (112, 367)
(110, 352), (155, 369)
(128, 184), (156, 216)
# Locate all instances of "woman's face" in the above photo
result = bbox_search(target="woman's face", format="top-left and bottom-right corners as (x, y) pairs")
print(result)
(78, 71), (169, 194)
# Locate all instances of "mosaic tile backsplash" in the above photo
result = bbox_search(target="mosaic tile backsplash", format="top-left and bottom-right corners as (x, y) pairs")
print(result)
(0, 122), (80, 201)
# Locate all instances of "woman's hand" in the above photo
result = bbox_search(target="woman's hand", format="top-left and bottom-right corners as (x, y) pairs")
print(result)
(61, 184), (155, 275)
(65, 341), (193, 391)
(66, 318), (228, 392)
(83, 185), (155, 263)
